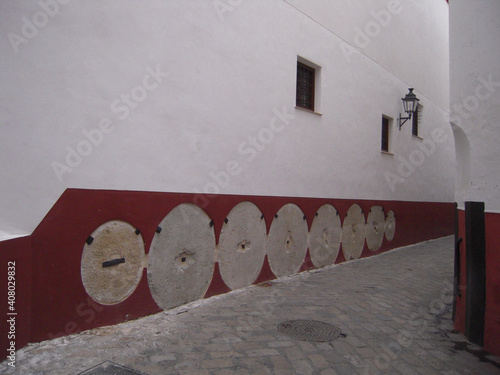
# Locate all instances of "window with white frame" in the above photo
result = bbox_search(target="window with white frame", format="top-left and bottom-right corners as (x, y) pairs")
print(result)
(296, 57), (321, 112)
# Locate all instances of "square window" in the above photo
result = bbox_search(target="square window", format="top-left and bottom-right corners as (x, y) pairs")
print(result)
(296, 61), (315, 111)
(381, 116), (390, 152)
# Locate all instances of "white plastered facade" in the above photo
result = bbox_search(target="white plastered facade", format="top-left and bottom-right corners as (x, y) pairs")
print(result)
(449, 0), (500, 212)
(0, 0), (453, 237)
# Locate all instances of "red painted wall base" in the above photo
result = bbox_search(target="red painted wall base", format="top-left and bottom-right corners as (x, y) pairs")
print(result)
(0, 236), (32, 364)
(0, 189), (455, 361)
(484, 212), (500, 357)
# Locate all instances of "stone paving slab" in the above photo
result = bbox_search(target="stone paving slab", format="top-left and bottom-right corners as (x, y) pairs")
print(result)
(2, 236), (500, 375)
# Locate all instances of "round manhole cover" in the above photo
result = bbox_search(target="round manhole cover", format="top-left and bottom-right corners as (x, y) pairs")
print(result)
(277, 320), (341, 342)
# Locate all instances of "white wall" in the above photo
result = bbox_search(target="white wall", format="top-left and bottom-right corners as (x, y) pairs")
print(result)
(450, 0), (500, 212)
(283, 0), (450, 109)
(0, 0), (454, 236)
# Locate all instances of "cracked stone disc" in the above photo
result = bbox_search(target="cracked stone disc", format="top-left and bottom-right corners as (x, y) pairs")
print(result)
(309, 204), (341, 267)
(366, 206), (385, 251)
(342, 204), (366, 260)
(148, 204), (215, 311)
(218, 201), (267, 290)
(267, 203), (308, 278)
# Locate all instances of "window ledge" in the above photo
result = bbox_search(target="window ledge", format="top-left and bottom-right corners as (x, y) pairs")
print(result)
(381, 150), (394, 156)
(295, 106), (323, 116)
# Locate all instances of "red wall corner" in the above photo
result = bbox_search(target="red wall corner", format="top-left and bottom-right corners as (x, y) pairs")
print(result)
(0, 236), (33, 362)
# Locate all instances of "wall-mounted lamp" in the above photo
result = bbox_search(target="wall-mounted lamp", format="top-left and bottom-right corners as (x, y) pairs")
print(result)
(398, 88), (420, 130)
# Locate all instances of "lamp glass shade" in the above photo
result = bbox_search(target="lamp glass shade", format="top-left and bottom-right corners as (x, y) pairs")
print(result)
(402, 88), (419, 114)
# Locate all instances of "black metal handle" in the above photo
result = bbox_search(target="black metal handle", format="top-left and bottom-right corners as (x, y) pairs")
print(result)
(102, 258), (125, 268)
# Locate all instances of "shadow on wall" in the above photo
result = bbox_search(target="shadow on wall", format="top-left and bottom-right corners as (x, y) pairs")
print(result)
(451, 122), (471, 205)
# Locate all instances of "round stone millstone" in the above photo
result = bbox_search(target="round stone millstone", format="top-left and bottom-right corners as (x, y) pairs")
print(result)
(278, 320), (341, 342)
(147, 203), (215, 311)
(218, 201), (267, 290)
(309, 204), (341, 268)
(385, 210), (396, 241)
(267, 203), (308, 278)
(365, 206), (385, 251)
(81, 220), (145, 305)
(342, 204), (366, 260)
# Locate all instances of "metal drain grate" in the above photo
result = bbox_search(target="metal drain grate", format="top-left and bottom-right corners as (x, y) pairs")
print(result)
(78, 361), (147, 375)
(277, 320), (341, 342)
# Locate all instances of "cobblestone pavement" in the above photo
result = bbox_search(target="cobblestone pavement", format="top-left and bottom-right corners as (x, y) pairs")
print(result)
(2, 236), (500, 375)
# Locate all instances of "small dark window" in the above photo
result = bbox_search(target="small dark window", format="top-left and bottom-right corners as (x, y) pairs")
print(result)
(412, 105), (421, 136)
(381, 116), (390, 152)
(296, 62), (315, 111)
